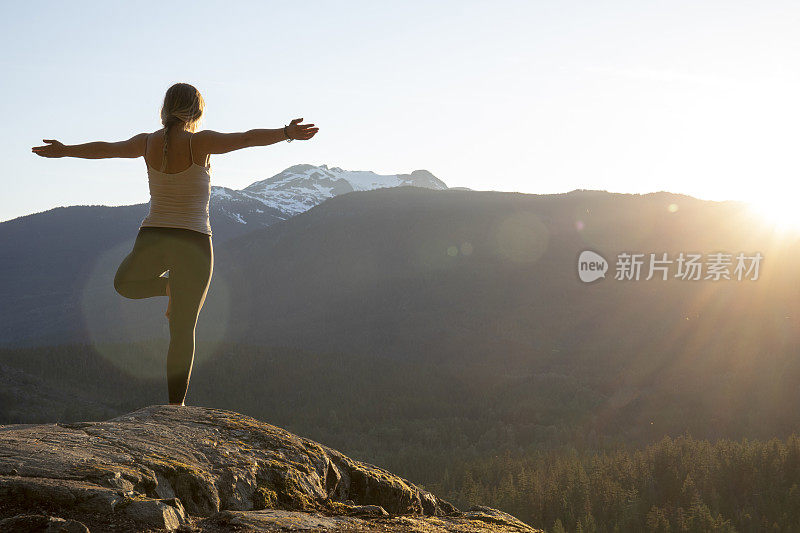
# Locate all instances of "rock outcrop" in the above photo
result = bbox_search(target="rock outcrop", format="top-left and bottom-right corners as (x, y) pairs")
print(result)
(0, 405), (539, 532)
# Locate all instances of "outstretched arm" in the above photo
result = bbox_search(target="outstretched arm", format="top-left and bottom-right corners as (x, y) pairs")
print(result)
(32, 133), (148, 159)
(197, 118), (319, 155)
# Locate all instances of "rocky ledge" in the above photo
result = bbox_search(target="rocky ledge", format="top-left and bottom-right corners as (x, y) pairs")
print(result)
(0, 405), (539, 532)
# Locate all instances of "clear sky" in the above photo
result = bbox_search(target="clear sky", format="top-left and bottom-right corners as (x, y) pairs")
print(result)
(2, 1), (798, 222)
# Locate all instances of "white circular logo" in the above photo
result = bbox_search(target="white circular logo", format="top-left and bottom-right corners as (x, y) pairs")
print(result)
(577, 250), (608, 282)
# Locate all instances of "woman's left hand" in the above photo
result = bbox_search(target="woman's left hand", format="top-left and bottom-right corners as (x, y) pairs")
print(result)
(286, 118), (319, 141)
(32, 139), (66, 158)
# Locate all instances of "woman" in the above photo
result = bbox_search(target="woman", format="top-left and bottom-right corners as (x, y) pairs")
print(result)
(31, 82), (319, 406)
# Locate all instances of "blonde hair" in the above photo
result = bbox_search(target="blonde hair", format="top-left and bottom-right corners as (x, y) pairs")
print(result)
(159, 83), (205, 172)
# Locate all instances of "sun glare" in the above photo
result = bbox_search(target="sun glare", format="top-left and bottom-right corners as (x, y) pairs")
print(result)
(745, 194), (800, 234)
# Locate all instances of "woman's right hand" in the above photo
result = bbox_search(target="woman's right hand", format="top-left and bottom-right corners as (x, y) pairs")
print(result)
(286, 118), (319, 141)
(31, 139), (67, 158)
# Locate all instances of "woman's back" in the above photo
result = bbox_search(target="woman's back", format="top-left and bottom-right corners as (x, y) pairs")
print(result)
(144, 128), (209, 173)
(140, 129), (212, 235)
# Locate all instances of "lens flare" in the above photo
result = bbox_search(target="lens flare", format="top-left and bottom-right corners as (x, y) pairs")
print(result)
(493, 211), (549, 263)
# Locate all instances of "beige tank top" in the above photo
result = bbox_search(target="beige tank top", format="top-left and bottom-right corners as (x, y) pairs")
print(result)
(139, 131), (212, 236)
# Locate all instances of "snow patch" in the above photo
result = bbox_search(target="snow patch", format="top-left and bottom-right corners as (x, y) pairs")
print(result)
(211, 164), (446, 225)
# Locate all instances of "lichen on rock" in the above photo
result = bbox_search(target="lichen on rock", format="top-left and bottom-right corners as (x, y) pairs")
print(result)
(0, 404), (539, 532)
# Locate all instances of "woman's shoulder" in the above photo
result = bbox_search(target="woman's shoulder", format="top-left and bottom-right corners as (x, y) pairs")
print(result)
(191, 129), (220, 140)
(189, 129), (223, 152)
(144, 128), (167, 141)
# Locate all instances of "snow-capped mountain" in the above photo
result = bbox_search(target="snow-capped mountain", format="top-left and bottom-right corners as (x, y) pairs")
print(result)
(209, 164), (447, 227)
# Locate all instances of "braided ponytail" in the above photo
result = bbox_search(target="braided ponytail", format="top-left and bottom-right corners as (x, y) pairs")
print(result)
(160, 120), (172, 173)
(158, 83), (206, 172)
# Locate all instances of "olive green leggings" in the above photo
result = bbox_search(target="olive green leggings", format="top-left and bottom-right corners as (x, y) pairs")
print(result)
(113, 226), (213, 405)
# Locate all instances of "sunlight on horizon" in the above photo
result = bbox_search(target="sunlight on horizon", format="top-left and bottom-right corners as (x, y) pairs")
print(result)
(743, 189), (800, 236)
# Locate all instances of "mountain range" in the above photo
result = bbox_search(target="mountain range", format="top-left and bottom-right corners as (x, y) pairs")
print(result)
(0, 164), (448, 344)
(3, 165), (800, 532)
(3, 165), (800, 456)
(214, 163), (446, 225)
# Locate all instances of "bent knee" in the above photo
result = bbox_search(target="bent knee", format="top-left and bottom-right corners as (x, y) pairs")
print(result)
(114, 277), (132, 298)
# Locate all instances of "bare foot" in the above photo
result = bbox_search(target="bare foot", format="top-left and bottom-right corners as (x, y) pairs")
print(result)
(165, 279), (171, 319)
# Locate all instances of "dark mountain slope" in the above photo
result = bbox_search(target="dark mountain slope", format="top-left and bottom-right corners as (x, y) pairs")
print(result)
(4, 186), (800, 452)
